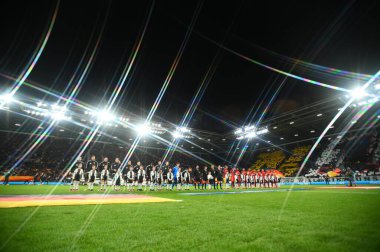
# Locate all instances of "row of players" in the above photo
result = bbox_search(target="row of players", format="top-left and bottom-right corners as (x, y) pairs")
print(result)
(69, 156), (279, 191)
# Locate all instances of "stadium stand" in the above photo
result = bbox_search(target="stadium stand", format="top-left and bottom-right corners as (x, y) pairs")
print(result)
(250, 150), (285, 170)
(278, 145), (311, 176)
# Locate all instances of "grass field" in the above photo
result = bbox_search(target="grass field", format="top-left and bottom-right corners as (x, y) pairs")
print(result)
(1, 185), (380, 252)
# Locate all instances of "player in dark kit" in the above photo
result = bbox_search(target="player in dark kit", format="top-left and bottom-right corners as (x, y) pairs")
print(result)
(216, 165), (223, 189)
(201, 166), (208, 190)
(210, 165), (216, 189)
(156, 160), (163, 172)
(86, 155), (98, 173)
(134, 161), (141, 186)
(192, 165), (201, 190)
(113, 170), (122, 191)
(163, 161), (170, 186)
(99, 157), (110, 179)
(111, 158), (121, 179)
(74, 157), (84, 171)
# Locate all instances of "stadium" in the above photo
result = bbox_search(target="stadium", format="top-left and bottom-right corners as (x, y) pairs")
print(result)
(1, 1), (380, 251)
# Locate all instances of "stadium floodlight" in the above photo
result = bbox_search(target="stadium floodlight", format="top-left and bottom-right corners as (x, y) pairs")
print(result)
(245, 132), (256, 138)
(0, 93), (15, 104)
(172, 131), (184, 139)
(177, 126), (190, 133)
(94, 109), (116, 124)
(234, 128), (243, 135)
(171, 126), (191, 139)
(135, 123), (151, 136)
(256, 128), (269, 135)
(350, 88), (368, 99)
(36, 101), (48, 107)
(51, 111), (71, 121)
(234, 125), (269, 140)
(51, 103), (67, 112)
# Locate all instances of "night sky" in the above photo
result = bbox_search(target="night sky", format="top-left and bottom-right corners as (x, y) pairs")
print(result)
(1, 0), (380, 133)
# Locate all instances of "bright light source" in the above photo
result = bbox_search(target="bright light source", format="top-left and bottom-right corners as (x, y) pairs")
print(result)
(244, 125), (255, 131)
(222, 138), (226, 141)
(317, 113), (323, 117)
(15, 123), (21, 127)
(135, 123), (151, 136)
(234, 129), (242, 134)
(374, 84), (380, 90)
(172, 126), (191, 139)
(172, 131), (184, 139)
(310, 130), (315, 133)
(59, 129), (64, 132)
(234, 125), (268, 140)
(273, 126), (278, 129)
(0, 93), (15, 104)
(350, 88), (368, 99)
(289, 121), (294, 125)
(294, 134), (299, 136)
(51, 111), (70, 121)
(246, 132), (256, 138)
(95, 110), (116, 124)
(280, 137), (284, 140)
(256, 128), (269, 135)
(51, 104), (66, 111)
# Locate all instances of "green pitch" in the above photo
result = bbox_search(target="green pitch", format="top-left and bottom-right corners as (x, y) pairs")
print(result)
(1, 185), (379, 252)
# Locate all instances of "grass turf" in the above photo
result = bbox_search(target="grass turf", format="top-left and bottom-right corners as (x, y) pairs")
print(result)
(0, 185), (379, 251)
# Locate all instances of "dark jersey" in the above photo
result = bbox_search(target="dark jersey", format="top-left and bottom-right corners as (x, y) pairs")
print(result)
(202, 170), (208, 181)
(192, 169), (200, 181)
(163, 165), (170, 176)
(99, 161), (111, 173)
(156, 163), (163, 172)
(73, 161), (84, 172)
(133, 165), (140, 179)
(86, 160), (98, 171)
(146, 165), (153, 176)
(111, 162), (121, 177)
(216, 170), (223, 180)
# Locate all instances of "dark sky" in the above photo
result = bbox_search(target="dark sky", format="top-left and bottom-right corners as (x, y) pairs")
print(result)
(1, 0), (380, 133)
